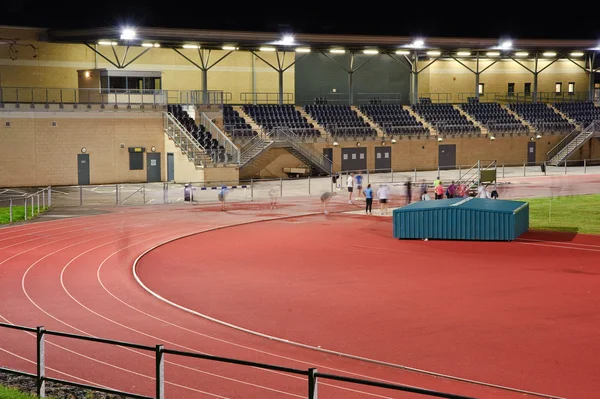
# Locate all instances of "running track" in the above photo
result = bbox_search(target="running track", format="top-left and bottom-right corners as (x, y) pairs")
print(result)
(0, 197), (598, 398)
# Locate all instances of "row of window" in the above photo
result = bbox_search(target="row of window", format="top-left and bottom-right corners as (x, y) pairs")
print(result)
(478, 82), (577, 95)
(100, 76), (162, 92)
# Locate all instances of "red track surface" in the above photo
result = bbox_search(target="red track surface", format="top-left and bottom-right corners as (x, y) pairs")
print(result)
(0, 198), (599, 399)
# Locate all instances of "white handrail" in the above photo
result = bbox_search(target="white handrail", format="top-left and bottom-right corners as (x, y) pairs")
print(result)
(200, 113), (240, 164)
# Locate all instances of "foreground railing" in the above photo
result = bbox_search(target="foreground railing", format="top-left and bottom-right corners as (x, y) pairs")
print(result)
(163, 112), (208, 166)
(546, 121), (597, 163)
(0, 187), (51, 223)
(0, 322), (474, 399)
(199, 112), (240, 164)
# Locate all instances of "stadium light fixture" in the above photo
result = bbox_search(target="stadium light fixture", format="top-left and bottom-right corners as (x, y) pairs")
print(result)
(222, 45), (239, 51)
(515, 51), (529, 57)
(489, 136), (496, 141)
(391, 139), (397, 144)
(332, 141), (339, 146)
(570, 51), (584, 57)
(486, 51), (500, 57)
(330, 49), (346, 54)
(280, 35), (295, 45)
(437, 137), (443, 142)
(410, 39), (425, 48)
(259, 47), (276, 52)
(356, 142), (361, 147)
(543, 52), (557, 57)
(457, 51), (471, 56)
(98, 41), (117, 46)
(363, 49), (379, 55)
(120, 28), (136, 40)
(381, 141), (386, 146)
(183, 44), (200, 49)
(295, 47), (311, 53)
(536, 134), (542, 139)
(395, 50), (410, 55)
(427, 51), (441, 56)
(142, 43), (160, 48)
(500, 40), (513, 49)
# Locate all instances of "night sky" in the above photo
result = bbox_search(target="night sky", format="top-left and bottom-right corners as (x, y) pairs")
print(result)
(1, 1), (598, 40)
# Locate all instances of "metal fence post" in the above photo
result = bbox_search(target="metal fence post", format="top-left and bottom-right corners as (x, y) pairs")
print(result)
(48, 187), (52, 207)
(391, 169), (394, 182)
(502, 164), (505, 178)
(9, 199), (13, 223)
(79, 185), (83, 206)
(24, 198), (27, 221)
(42, 190), (45, 209)
(143, 185), (146, 204)
(458, 165), (461, 179)
(543, 161), (547, 176)
(584, 159), (587, 174)
(155, 344), (164, 399)
(414, 168), (417, 182)
(280, 177), (283, 197)
(308, 368), (318, 399)
(31, 196), (34, 217)
(523, 163), (526, 176)
(564, 160), (567, 175)
(250, 179), (254, 200)
(308, 175), (311, 195)
(116, 184), (119, 205)
(366, 169), (370, 184)
(37, 326), (46, 398)
(37, 194), (40, 213)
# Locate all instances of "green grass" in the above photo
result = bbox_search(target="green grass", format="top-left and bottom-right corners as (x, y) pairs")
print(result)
(521, 194), (600, 235)
(0, 385), (46, 399)
(0, 206), (49, 224)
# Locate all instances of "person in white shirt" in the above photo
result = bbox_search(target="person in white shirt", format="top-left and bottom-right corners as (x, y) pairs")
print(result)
(477, 184), (490, 199)
(377, 184), (390, 215)
(421, 190), (431, 201)
(347, 173), (354, 204)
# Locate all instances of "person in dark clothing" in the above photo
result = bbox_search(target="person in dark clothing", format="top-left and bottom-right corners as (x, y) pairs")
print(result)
(364, 184), (373, 214)
(405, 179), (412, 204)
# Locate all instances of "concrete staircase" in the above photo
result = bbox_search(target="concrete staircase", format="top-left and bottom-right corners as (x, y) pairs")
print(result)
(296, 106), (327, 137)
(547, 122), (597, 166)
(502, 105), (535, 133)
(404, 105), (435, 135)
(163, 112), (214, 166)
(454, 105), (487, 135)
(352, 106), (385, 137)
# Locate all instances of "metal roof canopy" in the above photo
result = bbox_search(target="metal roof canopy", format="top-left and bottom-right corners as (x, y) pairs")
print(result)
(43, 27), (600, 53)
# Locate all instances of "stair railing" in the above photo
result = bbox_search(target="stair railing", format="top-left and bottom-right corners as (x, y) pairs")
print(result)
(273, 128), (337, 173)
(546, 124), (585, 162)
(163, 112), (208, 166)
(240, 130), (273, 164)
(200, 112), (241, 164)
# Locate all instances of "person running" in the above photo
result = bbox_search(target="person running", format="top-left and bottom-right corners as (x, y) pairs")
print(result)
(268, 188), (278, 210)
(377, 184), (390, 215)
(218, 187), (231, 211)
(363, 184), (373, 214)
(321, 191), (337, 214)
(355, 171), (364, 200)
(347, 173), (354, 204)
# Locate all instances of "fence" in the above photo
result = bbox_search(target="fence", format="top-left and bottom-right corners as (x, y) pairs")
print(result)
(0, 322), (474, 399)
(0, 187), (51, 223)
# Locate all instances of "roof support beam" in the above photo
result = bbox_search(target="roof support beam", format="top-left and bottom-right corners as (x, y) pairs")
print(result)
(251, 51), (302, 105)
(84, 43), (120, 69)
(84, 43), (152, 69)
(320, 51), (378, 105)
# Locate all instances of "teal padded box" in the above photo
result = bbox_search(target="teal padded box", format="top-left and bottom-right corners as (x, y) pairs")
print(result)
(393, 198), (529, 241)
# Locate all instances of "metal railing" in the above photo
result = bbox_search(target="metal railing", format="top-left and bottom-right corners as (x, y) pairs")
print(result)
(199, 113), (240, 164)
(272, 128), (337, 173)
(546, 121), (596, 163)
(239, 92), (294, 104)
(496, 91), (592, 103)
(480, 123), (530, 134)
(418, 93), (453, 103)
(457, 93), (501, 102)
(0, 322), (474, 399)
(0, 187), (51, 223)
(239, 130), (274, 165)
(355, 92), (409, 104)
(163, 112), (209, 166)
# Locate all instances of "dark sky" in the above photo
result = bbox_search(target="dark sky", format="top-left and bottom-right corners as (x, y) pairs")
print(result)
(1, 1), (598, 40)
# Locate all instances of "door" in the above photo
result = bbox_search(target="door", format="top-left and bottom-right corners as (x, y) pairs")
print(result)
(77, 154), (90, 185)
(438, 144), (456, 170)
(167, 153), (175, 181)
(527, 142), (536, 166)
(507, 82), (515, 97)
(147, 153), (161, 182)
(374, 147), (391, 172)
(341, 148), (367, 173)
(524, 83), (531, 97)
(322, 148), (333, 173)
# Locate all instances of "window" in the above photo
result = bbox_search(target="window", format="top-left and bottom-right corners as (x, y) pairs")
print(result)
(99, 71), (162, 93)
(478, 83), (485, 95)
(129, 153), (143, 170)
(524, 83), (532, 95)
(507, 83), (515, 96)
(109, 77), (127, 92)
(555, 82), (563, 94)
(568, 82), (575, 95)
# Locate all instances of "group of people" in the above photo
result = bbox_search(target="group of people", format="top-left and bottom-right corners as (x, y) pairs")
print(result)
(421, 177), (498, 201)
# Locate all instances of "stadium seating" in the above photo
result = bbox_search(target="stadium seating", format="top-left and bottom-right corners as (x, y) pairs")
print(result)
(552, 101), (600, 126)
(167, 104), (231, 163)
(358, 104), (429, 136)
(460, 99), (529, 134)
(411, 102), (480, 135)
(222, 105), (257, 140)
(242, 104), (319, 139)
(506, 103), (574, 133)
(304, 104), (377, 138)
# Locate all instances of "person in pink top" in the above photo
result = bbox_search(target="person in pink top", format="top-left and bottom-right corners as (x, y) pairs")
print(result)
(456, 183), (466, 198)
(434, 182), (444, 200)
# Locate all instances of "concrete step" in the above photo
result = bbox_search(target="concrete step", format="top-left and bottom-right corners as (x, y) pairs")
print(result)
(453, 105), (487, 134)
(403, 105), (434, 135)
(234, 106), (262, 133)
(296, 106), (327, 137)
(352, 106), (385, 137)
(502, 105), (534, 133)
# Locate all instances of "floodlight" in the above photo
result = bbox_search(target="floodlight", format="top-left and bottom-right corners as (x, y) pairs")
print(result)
(120, 28), (136, 40)
(295, 47), (311, 53)
(543, 52), (557, 57)
(330, 49), (345, 54)
(515, 51), (528, 57)
(570, 52), (584, 57)
(260, 47), (276, 52)
(500, 40), (513, 49)
(363, 49), (379, 55)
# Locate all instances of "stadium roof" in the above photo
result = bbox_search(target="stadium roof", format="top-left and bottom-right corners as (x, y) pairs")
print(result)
(44, 27), (600, 56)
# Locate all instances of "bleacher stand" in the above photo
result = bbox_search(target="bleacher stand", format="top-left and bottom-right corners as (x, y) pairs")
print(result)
(359, 104), (429, 136)
(222, 105), (257, 140)
(507, 103), (574, 133)
(552, 101), (600, 126)
(243, 104), (319, 139)
(460, 98), (529, 134)
(304, 104), (376, 138)
(167, 104), (231, 163)
(412, 102), (480, 135)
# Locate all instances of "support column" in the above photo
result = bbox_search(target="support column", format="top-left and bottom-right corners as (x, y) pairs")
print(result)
(411, 52), (419, 105)
(349, 53), (355, 105)
(533, 54), (539, 102)
(201, 68), (208, 105)
(279, 70), (284, 105)
(475, 56), (480, 99)
(589, 54), (596, 101)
